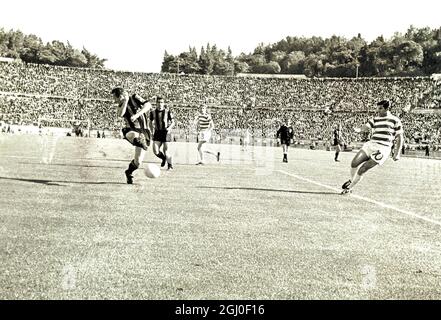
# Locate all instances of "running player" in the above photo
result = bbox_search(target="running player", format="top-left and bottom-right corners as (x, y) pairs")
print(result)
(150, 97), (175, 170)
(341, 100), (404, 194)
(332, 126), (344, 162)
(111, 87), (152, 184)
(276, 119), (294, 163)
(195, 105), (220, 165)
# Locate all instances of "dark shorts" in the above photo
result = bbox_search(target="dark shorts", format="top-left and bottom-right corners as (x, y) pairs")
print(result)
(281, 139), (291, 146)
(333, 139), (343, 147)
(122, 127), (151, 146)
(153, 130), (171, 143)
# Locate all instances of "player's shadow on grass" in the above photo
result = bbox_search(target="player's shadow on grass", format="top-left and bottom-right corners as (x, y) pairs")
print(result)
(0, 176), (126, 186)
(198, 186), (337, 195)
(18, 161), (123, 170)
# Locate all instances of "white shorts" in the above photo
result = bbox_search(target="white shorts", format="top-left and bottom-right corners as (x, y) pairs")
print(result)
(198, 130), (212, 142)
(361, 141), (392, 165)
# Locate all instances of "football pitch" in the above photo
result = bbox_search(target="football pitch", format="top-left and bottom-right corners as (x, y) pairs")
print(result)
(1, 134), (441, 299)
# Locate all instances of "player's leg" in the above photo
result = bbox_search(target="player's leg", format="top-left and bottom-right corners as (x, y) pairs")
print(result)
(341, 149), (370, 192)
(125, 146), (146, 184)
(197, 141), (205, 164)
(204, 147), (218, 157)
(153, 140), (167, 165)
(282, 144), (288, 162)
(163, 142), (173, 169)
(201, 131), (220, 162)
(335, 144), (341, 162)
(347, 159), (378, 189)
(124, 130), (148, 151)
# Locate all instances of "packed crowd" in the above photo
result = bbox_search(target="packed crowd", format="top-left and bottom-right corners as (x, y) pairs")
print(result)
(171, 107), (441, 145)
(0, 95), (121, 130)
(1, 61), (440, 145)
(1, 61), (439, 111)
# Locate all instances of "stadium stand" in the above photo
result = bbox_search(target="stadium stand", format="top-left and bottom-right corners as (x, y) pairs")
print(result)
(1, 61), (440, 148)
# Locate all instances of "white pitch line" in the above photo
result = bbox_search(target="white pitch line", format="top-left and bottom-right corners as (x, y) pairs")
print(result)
(277, 169), (441, 228)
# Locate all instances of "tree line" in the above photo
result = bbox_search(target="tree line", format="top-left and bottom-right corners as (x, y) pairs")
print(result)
(161, 25), (441, 77)
(0, 28), (106, 68)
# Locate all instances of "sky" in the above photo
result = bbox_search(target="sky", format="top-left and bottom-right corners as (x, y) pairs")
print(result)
(1, 0), (440, 73)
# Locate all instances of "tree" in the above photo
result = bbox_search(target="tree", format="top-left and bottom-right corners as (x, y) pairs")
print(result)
(303, 53), (326, 77)
(213, 60), (234, 75)
(281, 51), (305, 74)
(37, 43), (58, 64)
(199, 44), (215, 74)
(82, 48), (106, 68)
(234, 60), (250, 73)
(390, 37), (424, 75)
(161, 50), (175, 72)
(179, 51), (201, 74)
(20, 34), (43, 63)
(254, 61), (281, 74)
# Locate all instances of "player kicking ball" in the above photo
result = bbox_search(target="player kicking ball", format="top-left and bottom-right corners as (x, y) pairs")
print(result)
(111, 87), (152, 184)
(195, 105), (220, 165)
(341, 100), (404, 194)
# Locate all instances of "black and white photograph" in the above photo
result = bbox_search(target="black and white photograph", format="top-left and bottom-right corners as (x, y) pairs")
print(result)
(1, 0), (441, 306)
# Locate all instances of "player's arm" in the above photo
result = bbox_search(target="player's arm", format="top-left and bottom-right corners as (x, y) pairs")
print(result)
(117, 92), (129, 118)
(209, 118), (214, 131)
(354, 119), (373, 133)
(392, 133), (404, 161)
(148, 111), (155, 133)
(392, 119), (404, 161)
(193, 116), (199, 133)
(131, 98), (152, 122)
(166, 111), (175, 131)
(276, 127), (281, 138)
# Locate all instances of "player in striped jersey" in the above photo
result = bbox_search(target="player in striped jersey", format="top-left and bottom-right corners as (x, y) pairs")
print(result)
(341, 100), (404, 194)
(332, 126), (344, 162)
(111, 87), (152, 184)
(150, 97), (175, 170)
(194, 105), (220, 165)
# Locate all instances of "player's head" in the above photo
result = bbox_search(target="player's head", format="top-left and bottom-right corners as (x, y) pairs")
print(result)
(156, 96), (165, 109)
(200, 105), (207, 114)
(377, 100), (390, 116)
(111, 87), (127, 103)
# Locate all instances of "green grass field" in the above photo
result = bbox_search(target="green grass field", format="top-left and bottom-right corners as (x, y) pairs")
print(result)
(1, 134), (441, 299)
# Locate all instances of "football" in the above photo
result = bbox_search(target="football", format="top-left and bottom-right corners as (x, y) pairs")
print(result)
(144, 163), (161, 178)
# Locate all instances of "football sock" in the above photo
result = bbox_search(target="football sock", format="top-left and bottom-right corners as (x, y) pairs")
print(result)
(350, 166), (359, 181)
(127, 160), (138, 174)
(349, 173), (363, 189)
(335, 151), (339, 160)
(155, 151), (166, 160)
(204, 150), (216, 157)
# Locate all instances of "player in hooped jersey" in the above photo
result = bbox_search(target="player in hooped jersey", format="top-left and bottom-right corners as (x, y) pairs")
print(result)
(341, 100), (404, 194)
(111, 87), (152, 184)
(194, 105), (220, 165)
(150, 97), (175, 170)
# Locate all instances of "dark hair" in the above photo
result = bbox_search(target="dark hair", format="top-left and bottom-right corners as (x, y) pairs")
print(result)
(377, 100), (391, 109)
(111, 87), (125, 98)
(156, 96), (164, 102)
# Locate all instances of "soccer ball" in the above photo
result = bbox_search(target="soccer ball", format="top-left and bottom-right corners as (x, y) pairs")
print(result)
(144, 163), (161, 179)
